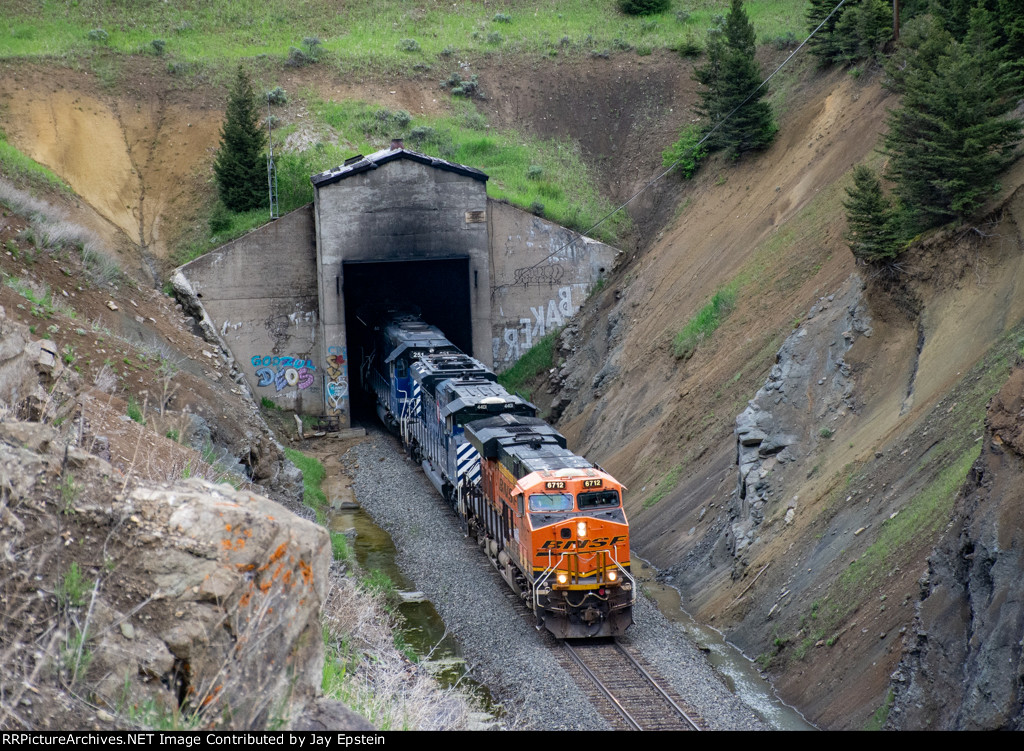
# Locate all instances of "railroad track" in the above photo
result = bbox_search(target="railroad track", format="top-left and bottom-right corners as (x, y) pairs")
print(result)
(476, 547), (702, 730)
(562, 639), (704, 731)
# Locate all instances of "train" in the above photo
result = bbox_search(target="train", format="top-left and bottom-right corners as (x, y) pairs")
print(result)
(358, 309), (634, 638)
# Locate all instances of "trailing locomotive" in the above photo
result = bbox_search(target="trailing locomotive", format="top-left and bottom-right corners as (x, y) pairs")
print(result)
(360, 309), (635, 638)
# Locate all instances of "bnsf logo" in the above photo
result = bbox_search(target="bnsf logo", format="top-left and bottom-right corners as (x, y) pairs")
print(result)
(541, 535), (626, 550)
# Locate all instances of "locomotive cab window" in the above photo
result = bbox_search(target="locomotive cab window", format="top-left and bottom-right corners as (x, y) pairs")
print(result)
(394, 360), (408, 378)
(529, 493), (573, 512)
(578, 490), (620, 509)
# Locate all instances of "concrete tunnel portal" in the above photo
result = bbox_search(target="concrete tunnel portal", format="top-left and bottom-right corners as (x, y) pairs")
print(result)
(342, 257), (472, 417)
(177, 145), (619, 428)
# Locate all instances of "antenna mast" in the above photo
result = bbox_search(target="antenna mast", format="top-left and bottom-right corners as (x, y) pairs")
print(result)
(266, 97), (279, 220)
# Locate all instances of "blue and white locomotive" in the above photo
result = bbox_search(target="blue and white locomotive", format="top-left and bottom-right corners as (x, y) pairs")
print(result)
(361, 310), (535, 506)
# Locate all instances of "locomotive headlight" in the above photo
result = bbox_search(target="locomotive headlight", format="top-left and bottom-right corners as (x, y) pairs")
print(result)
(576, 521), (587, 538)
(556, 572), (569, 585)
(607, 570), (618, 582)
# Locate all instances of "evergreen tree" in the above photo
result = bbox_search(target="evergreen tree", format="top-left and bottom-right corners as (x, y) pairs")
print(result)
(695, 0), (777, 159)
(843, 165), (901, 262)
(213, 66), (267, 213)
(883, 8), (1022, 229)
(807, 0), (890, 65)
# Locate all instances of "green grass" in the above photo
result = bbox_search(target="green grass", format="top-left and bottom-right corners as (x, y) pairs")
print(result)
(56, 562), (90, 609)
(126, 396), (145, 425)
(0, 131), (68, 192)
(0, 2), (805, 70)
(863, 689), (895, 731)
(173, 206), (268, 266)
(278, 99), (626, 243)
(643, 463), (683, 508)
(284, 447), (328, 521)
(497, 329), (558, 397)
(839, 444), (981, 596)
(672, 285), (738, 359)
(330, 532), (351, 563)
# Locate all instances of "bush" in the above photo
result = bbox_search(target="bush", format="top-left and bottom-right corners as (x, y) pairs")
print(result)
(150, 39), (166, 55)
(493, 13), (512, 23)
(286, 46), (312, 67)
(87, 28), (108, 43)
(619, 0), (671, 16)
(662, 123), (707, 179)
(266, 86), (288, 105)
(302, 37), (323, 58)
(397, 38), (420, 52)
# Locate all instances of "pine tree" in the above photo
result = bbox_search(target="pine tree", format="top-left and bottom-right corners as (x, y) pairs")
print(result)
(843, 165), (901, 263)
(213, 66), (267, 213)
(883, 8), (1022, 229)
(807, 0), (891, 65)
(695, 0), (776, 159)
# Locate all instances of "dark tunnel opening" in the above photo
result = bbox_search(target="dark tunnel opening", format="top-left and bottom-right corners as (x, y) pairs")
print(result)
(342, 257), (472, 420)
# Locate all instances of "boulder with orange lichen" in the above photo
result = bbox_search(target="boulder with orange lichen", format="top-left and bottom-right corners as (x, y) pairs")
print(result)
(120, 479), (335, 728)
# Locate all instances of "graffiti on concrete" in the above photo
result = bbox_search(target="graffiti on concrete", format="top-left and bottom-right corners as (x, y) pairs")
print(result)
(254, 366), (316, 392)
(250, 354), (317, 392)
(325, 345), (349, 415)
(512, 262), (564, 287)
(498, 285), (575, 363)
(250, 355), (316, 370)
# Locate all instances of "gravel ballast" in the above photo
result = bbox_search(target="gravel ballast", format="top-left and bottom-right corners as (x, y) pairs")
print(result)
(345, 428), (768, 731)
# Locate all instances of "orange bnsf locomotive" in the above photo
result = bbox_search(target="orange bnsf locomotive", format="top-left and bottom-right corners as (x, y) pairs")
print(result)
(361, 310), (634, 638)
(465, 415), (634, 638)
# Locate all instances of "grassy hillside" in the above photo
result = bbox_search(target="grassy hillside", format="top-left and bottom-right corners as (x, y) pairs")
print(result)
(3, 1), (804, 68)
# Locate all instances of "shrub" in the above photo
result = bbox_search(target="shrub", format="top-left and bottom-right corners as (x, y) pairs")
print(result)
(266, 86), (288, 105)
(87, 29), (108, 43)
(302, 37), (323, 58)
(529, 201), (545, 216)
(150, 39), (166, 55)
(397, 38), (420, 52)
(662, 123), (707, 179)
(486, 31), (504, 45)
(674, 39), (702, 57)
(526, 164), (544, 180)
(619, 0), (671, 16)
(286, 47), (311, 67)
(493, 13), (512, 24)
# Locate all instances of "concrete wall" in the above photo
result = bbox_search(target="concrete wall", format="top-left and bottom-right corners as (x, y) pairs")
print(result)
(314, 157), (491, 426)
(179, 206), (322, 413)
(488, 201), (620, 370)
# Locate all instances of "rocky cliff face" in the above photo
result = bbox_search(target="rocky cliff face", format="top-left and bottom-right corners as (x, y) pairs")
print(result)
(889, 365), (1024, 731)
(0, 308), (364, 730)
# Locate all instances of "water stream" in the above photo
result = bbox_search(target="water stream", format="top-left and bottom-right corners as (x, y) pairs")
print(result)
(634, 558), (817, 730)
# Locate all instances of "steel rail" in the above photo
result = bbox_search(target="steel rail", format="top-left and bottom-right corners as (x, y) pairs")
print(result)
(563, 641), (642, 731)
(614, 640), (702, 731)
